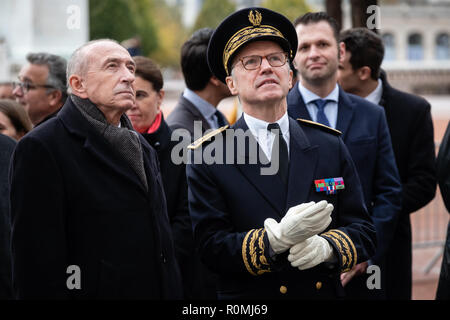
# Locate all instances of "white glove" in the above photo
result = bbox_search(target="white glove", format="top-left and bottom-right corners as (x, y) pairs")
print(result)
(287, 235), (334, 270)
(264, 200), (333, 254)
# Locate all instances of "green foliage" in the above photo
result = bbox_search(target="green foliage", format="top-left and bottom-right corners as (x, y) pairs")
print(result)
(89, 0), (158, 56)
(260, 0), (311, 23)
(150, 0), (188, 68)
(192, 0), (236, 31)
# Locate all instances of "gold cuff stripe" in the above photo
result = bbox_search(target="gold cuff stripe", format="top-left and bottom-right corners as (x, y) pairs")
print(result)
(242, 228), (271, 276)
(223, 25), (285, 76)
(321, 231), (351, 272)
(322, 232), (347, 268)
(332, 229), (358, 270)
(321, 229), (357, 272)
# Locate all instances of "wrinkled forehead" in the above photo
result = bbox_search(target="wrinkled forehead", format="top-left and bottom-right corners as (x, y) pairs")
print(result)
(83, 41), (133, 68)
(295, 21), (337, 45)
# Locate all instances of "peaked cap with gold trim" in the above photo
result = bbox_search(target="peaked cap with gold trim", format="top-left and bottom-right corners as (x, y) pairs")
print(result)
(207, 7), (298, 83)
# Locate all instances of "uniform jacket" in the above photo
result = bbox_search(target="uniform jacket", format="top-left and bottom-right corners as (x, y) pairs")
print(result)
(9, 97), (183, 299)
(186, 115), (376, 299)
(287, 86), (402, 267)
(379, 71), (437, 299)
(0, 134), (15, 299)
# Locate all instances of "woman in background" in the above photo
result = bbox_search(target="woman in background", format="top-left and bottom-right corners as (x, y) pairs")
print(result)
(126, 56), (196, 298)
(0, 99), (32, 141)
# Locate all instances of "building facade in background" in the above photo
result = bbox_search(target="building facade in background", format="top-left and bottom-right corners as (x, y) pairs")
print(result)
(0, 0), (88, 82)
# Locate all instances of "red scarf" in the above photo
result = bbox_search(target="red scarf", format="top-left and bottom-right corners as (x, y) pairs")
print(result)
(138, 112), (162, 134)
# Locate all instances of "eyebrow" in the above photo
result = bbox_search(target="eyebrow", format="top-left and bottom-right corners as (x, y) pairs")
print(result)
(102, 57), (136, 68)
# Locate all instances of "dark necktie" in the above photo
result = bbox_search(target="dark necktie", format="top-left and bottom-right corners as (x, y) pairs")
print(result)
(215, 110), (228, 128)
(312, 99), (331, 127)
(267, 122), (289, 186)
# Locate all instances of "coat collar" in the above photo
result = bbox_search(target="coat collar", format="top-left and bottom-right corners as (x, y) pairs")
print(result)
(58, 97), (151, 195)
(179, 95), (211, 132)
(142, 114), (171, 152)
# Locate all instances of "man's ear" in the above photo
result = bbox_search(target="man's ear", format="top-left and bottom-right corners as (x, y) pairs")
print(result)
(288, 68), (294, 89)
(338, 42), (346, 64)
(69, 74), (88, 98)
(210, 76), (223, 87)
(225, 75), (238, 96)
(358, 66), (372, 81)
(47, 90), (63, 107)
(156, 89), (165, 111)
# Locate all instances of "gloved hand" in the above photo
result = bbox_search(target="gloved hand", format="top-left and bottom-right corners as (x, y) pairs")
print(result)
(264, 200), (333, 254)
(287, 235), (334, 270)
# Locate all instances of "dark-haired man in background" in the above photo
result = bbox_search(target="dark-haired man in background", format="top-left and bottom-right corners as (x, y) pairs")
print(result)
(167, 28), (231, 140)
(287, 12), (402, 299)
(338, 27), (436, 299)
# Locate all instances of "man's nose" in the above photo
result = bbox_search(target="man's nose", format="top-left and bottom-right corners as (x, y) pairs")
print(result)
(308, 46), (320, 59)
(260, 57), (273, 72)
(121, 66), (135, 83)
(12, 85), (23, 97)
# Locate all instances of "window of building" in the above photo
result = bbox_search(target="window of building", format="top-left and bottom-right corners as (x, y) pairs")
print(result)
(408, 33), (423, 60)
(382, 33), (396, 60)
(436, 33), (449, 60)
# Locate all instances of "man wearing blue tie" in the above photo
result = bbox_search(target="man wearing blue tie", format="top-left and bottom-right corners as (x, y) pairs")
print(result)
(287, 12), (402, 299)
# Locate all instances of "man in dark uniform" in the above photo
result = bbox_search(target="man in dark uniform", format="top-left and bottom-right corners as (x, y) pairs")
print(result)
(186, 7), (376, 299)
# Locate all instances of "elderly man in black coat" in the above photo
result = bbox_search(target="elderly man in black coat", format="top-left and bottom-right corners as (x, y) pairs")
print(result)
(0, 134), (15, 299)
(9, 39), (183, 299)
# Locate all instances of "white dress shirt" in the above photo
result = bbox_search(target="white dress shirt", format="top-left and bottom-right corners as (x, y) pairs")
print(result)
(364, 79), (383, 105)
(243, 111), (290, 161)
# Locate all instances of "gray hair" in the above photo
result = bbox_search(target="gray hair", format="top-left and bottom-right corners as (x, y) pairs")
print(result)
(66, 39), (120, 91)
(26, 52), (68, 103)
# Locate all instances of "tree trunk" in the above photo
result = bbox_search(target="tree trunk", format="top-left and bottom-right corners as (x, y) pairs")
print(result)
(351, 0), (378, 31)
(325, 0), (342, 31)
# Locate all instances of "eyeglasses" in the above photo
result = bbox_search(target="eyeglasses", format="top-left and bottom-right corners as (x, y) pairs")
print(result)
(12, 81), (55, 93)
(236, 52), (289, 71)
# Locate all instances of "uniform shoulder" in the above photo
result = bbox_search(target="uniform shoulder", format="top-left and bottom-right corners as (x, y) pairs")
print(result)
(187, 125), (229, 150)
(296, 119), (342, 136)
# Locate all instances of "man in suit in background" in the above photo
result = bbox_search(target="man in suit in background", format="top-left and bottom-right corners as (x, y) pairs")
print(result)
(287, 12), (402, 299)
(166, 28), (231, 140)
(338, 27), (437, 299)
(12, 53), (67, 127)
(0, 134), (15, 299)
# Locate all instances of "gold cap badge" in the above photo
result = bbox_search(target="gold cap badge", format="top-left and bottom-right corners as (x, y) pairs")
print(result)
(248, 10), (262, 27)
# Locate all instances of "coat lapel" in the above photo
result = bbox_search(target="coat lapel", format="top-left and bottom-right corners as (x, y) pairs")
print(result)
(181, 96), (212, 132)
(335, 88), (355, 141)
(59, 98), (148, 194)
(287, 85), (312, 120)
(232, 116), (286, 217)
(285, 117), (318, 209)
